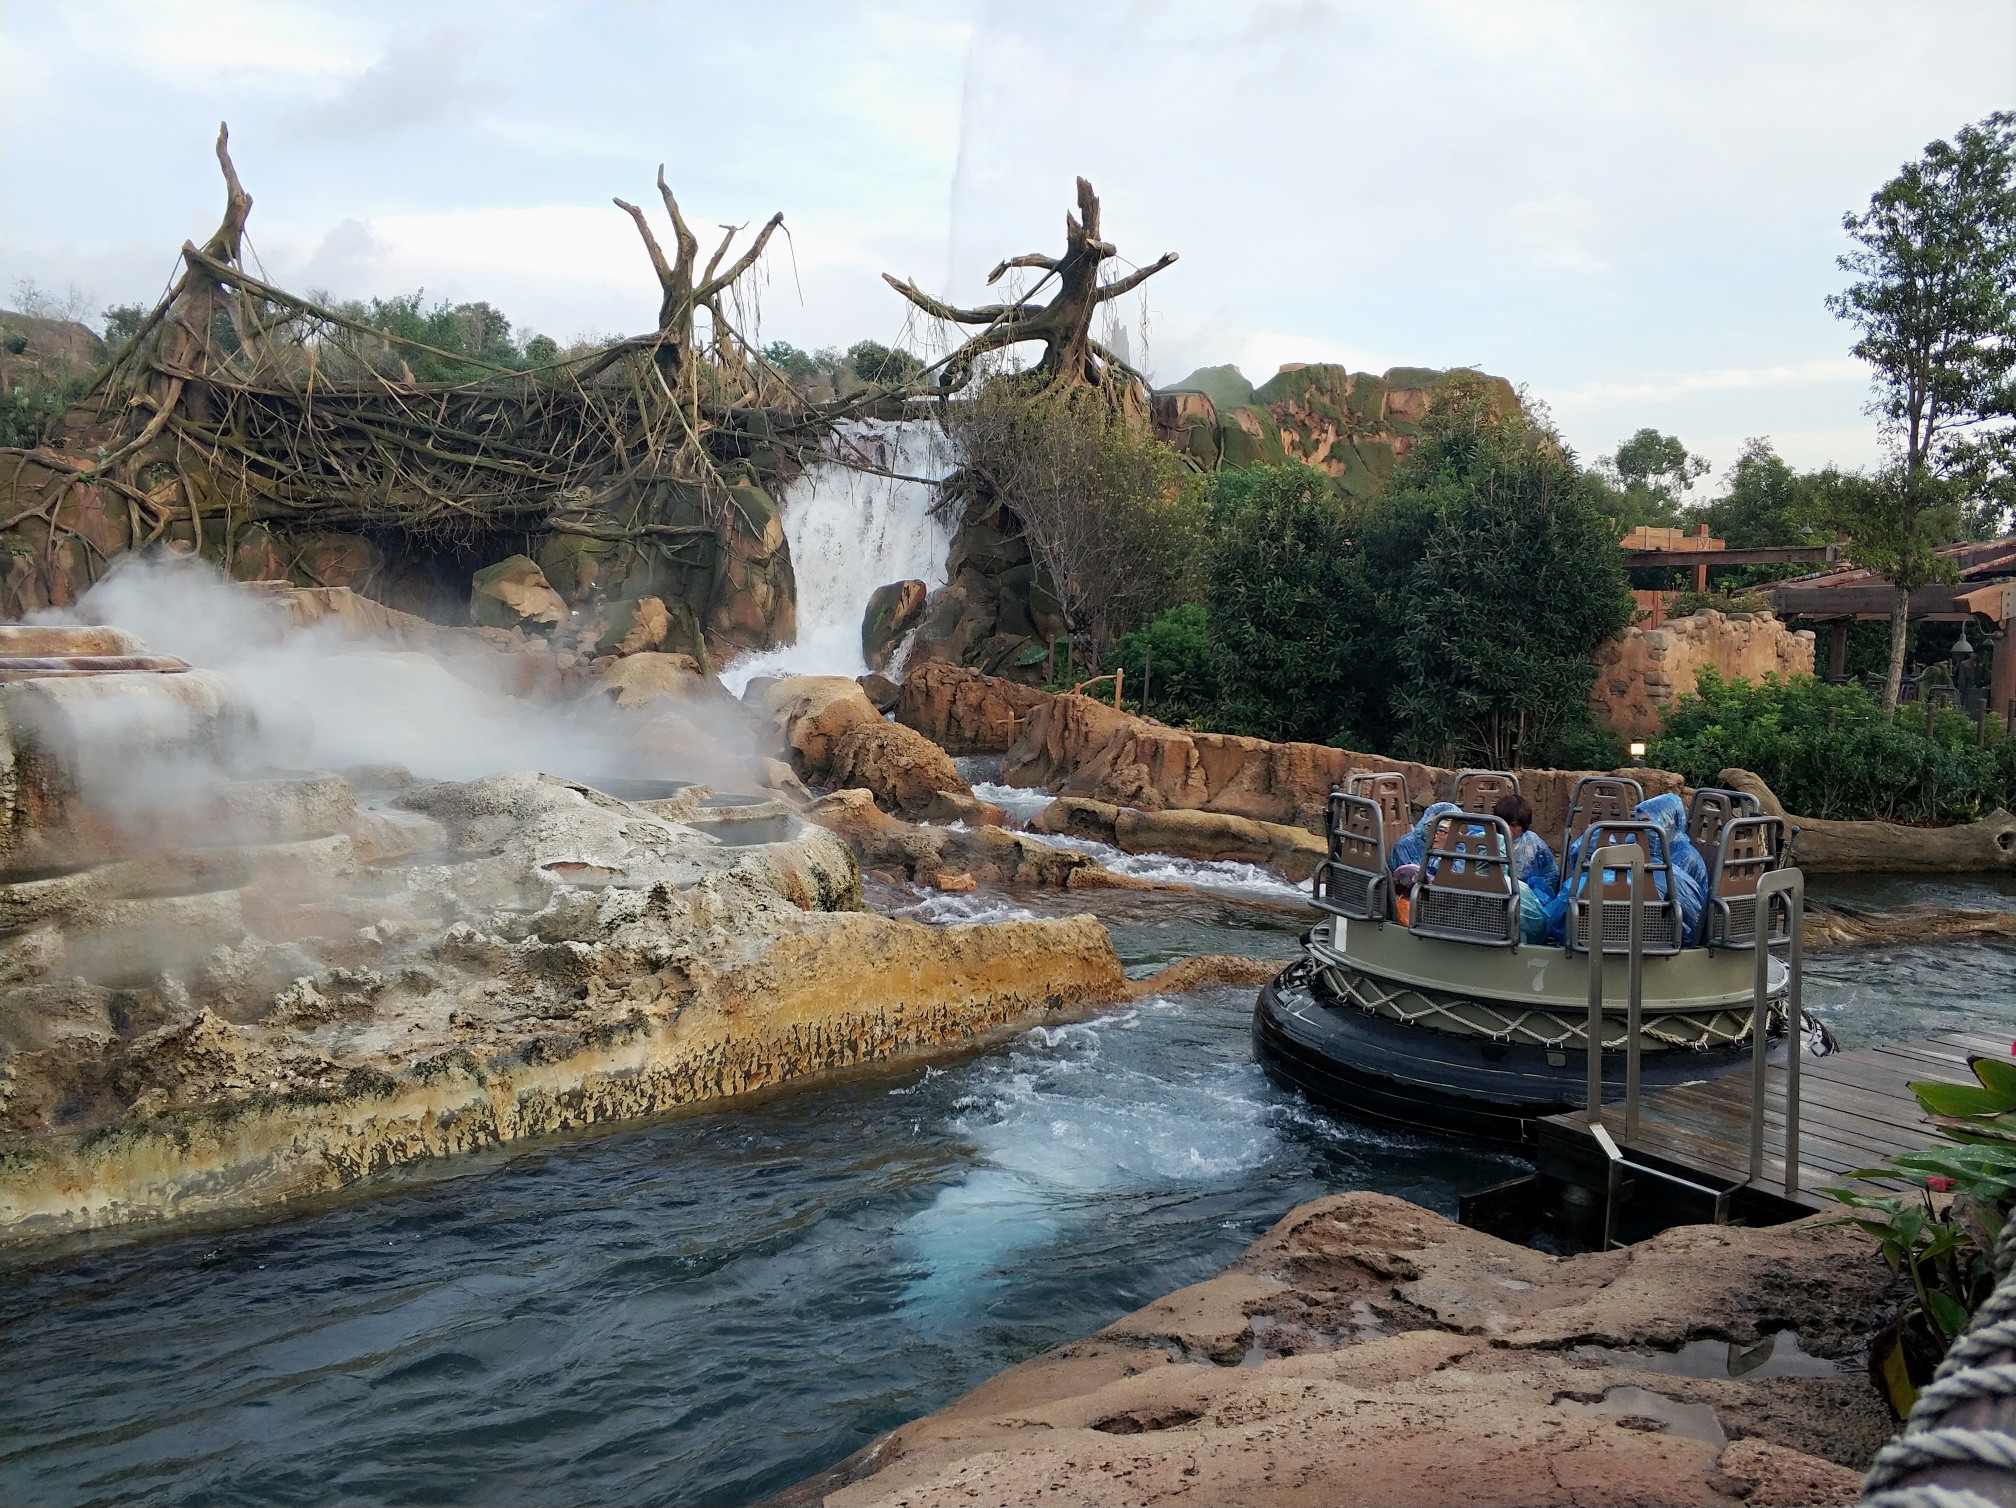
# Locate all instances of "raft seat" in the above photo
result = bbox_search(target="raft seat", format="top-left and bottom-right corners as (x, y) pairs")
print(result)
(1312, 791), (1390, 922)
(1409, 812), (1519, 947)
(1345, 771), (1410, 844)
(1560, 775), (1643, 870)
(1706, 814), (1790, 950)
(1686, 787), (1760, 857)
(1452, 769), (1519, 816)
(1565, 818), (1683, 956)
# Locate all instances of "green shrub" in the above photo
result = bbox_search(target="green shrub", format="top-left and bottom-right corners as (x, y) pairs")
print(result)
(1110, 603), (1216, 725)
(0, 370), (89, 448)
(1197, 463), (1390, 746)
(1650, 669), (2014, 822)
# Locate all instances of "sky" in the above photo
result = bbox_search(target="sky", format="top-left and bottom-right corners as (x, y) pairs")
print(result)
(3, 0), (2012, 487)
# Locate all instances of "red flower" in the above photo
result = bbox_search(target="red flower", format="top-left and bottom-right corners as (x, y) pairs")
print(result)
(1927, 1176), (1956, 1192)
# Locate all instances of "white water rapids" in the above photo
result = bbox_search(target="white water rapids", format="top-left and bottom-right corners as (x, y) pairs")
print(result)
(721, 418), (960, 695)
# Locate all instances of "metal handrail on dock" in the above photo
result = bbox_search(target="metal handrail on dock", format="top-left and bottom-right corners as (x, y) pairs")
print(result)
(1579, 845), (1807, 1244)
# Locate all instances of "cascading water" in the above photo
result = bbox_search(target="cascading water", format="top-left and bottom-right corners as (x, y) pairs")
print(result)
(720, 418), (960, 694)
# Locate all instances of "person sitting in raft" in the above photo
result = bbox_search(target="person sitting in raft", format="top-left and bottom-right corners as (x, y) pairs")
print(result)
(1387, 801), (1460, 875)
(1492, 792), (1558, 944)
(1544, 792), (1709, 946)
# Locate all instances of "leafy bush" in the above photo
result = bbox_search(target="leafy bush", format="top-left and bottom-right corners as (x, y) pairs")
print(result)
(1198, 463), (1391, 746)
(846, 340), (924, 386)
(1651, 669), (2015, 821)
(0, 370), (90, 448)
(1109, 603), (1216, 726)
(1825, 1054), (2016, 1364)
(946, 378), (1204, 667)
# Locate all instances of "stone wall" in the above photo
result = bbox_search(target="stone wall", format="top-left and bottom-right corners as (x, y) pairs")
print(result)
(1592, 609), (1815, 738)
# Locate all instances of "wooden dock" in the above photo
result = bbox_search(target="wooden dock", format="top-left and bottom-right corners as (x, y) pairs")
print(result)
(1496, 1029), (2009, 1243)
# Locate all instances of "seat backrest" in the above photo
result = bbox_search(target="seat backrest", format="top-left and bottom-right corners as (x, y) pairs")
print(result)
(1562, 775), (1644, 859)
(1313, 791), (1389, 922)
(1452, 769), (1520, 816)
(1566, 819), (1682, 955)
(1926, 684), (1958, 710)
(1408, 812), (1518, 947)
(1346, 771), (1410, 840)
(1707, 814), (1789, 949)
(1686, 787), (1760, 855)
(1898, 678), (1921, 703)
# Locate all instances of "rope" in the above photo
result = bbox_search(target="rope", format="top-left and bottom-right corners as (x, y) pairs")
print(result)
(1863, 1201), (2016, 1503)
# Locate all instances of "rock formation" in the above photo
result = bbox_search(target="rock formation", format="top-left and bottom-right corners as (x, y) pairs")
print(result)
(1151, 362), (1518, 498)
(1594, 610), (1817, 738)
(759, 675), (995, 821)
(1031, 796), (1327, 883)
(901, 665), (1680, 841)
(791, 1193), (1895, 1508)
(861, 580), (928, 672)
(0, 617), (1215, 1245)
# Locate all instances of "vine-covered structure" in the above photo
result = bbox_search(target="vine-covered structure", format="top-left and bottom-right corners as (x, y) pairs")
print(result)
(0, 127), (827, 648)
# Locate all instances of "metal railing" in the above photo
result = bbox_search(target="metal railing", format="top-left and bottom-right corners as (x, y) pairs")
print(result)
(1581, 848), (1808, 1244)
(1749, 867), (1805, 1195)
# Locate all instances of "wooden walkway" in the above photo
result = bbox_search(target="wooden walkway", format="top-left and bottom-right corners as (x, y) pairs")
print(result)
(1534, 1029), (2009, 1226)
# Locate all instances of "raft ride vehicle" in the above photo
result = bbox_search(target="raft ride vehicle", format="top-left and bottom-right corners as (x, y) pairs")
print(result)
(1255, 771), (1834, 1147)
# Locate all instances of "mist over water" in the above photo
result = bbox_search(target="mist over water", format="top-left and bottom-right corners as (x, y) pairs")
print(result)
(720, 419), (960, 695)
(45, 554), (748, 785)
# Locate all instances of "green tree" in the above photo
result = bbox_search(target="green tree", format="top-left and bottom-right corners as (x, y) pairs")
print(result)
(1826, 110), (2016, 708)
(1378, 384), (1634, 767)
(846, 339), (925, 387)
(1200, 465), (1390, 745)
(1598, 427), (1709, 533)
(101, 303), (149, 347)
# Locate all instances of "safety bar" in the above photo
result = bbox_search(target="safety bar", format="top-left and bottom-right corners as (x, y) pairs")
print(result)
(1583, 843), (1648, 1139)
(1747, 867), (1805, 1196)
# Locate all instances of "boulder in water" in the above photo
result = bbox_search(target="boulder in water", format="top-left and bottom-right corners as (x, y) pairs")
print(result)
(861, 579), (928, 671)
(762, 675), (975, 817)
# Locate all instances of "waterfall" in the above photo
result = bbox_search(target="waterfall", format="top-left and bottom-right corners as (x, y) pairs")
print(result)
(720, 418), (961, 695)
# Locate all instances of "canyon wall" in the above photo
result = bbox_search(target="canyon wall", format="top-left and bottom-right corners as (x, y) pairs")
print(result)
(1593, 609), (1816, 738)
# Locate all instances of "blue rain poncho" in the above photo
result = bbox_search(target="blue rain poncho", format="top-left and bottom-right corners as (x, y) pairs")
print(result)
(1545, 792), (1708, 947)
(1387, 801), (1460, 874)
(1512, 828), (1559, 898)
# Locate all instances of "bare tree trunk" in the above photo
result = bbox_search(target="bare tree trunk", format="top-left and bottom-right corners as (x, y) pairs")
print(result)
(1881, 582), (1909, 711)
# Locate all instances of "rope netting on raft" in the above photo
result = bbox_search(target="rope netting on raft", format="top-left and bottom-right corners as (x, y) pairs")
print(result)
(2, 125), (835, 560)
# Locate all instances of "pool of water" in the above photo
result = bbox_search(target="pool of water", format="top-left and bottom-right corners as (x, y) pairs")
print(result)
(2, 866), (2008, 1507)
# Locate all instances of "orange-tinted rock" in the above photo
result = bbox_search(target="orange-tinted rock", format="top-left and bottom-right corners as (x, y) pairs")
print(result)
(1594, 610), (1816, 738)
(897, 662), (1049, 754)
(807, 1193), (1891, 1508)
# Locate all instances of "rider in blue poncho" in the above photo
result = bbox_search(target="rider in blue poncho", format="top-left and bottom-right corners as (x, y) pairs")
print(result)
(1492, 792), (1558, 943)
(1545, 791), (1708, 946)
(1387, 801), (1460, 874)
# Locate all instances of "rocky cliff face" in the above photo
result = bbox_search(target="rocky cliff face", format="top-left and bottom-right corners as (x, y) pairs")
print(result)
(898, 665), (1680, 842)
(1594, 610), (1817, 738)
(1153, 362), (1519, 498)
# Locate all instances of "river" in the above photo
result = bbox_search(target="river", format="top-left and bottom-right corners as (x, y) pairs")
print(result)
(3, 856), (2009, 1507)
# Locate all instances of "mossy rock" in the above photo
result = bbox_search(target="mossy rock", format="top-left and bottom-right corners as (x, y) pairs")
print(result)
(537, 532), (619, 603)
(1253, 363), (1354, 412)
(1218, 407), (1287, 469)
(1345, 374), (1386, 426)
(1160, 363), (1254, 414)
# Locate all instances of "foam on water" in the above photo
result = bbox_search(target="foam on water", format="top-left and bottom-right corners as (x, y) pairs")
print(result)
(721, 419), (959, 695)
(1034, 827), (1311, 903)
(896, 997), (1294, 1310)
(969, 779), (1058, 826)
